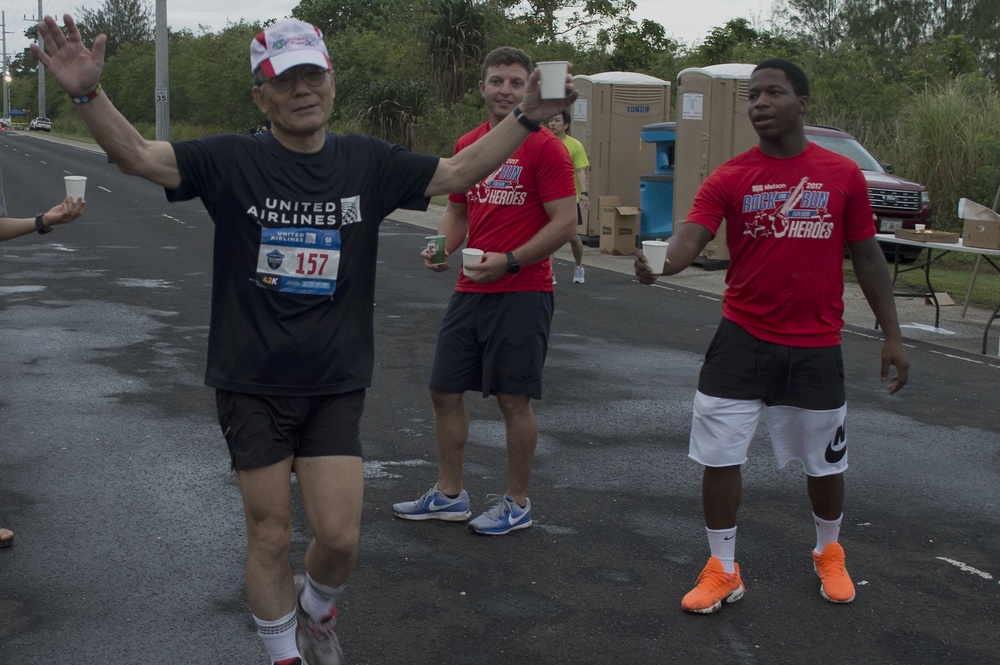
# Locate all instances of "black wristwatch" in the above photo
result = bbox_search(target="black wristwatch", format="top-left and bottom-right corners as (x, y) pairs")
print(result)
(512, 106), (541, 132)
(35, 213), (52, 235)
(505, 251), (521, 274)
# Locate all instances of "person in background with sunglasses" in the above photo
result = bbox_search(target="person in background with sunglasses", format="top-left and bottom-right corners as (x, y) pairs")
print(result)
(32, 14), (576, 665)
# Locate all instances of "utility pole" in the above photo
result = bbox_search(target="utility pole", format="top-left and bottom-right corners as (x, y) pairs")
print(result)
(25, 0), (45, 118)
(2, 11), (10, 118)
(154, 0), (169, 140)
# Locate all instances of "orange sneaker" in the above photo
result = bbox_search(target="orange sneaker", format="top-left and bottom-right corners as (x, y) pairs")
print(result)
(812, 542), (856, 603)
(681, 556), (745, 614)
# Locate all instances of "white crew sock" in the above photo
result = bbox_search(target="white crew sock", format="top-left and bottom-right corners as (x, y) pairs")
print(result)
(300, 571), (346, 622)
(706, 526), (738, 573)
(814, 513), (843, 554)
(254, 609), (299, 663)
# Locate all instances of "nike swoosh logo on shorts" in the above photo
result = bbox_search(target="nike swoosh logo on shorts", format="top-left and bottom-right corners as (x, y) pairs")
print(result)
(825, 433), (847, 464)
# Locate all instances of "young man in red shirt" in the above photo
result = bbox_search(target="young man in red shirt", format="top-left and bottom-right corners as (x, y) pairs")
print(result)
(393, 47), (576, 535)
(635, 59), (908, 613)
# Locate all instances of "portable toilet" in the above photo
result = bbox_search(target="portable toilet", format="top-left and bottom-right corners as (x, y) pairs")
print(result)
(570, 72), (671, 245)
(673, 63), (758, 263)
(639, 121), (675, 239)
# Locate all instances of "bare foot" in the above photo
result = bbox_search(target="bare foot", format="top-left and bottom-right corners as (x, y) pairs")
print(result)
(0, 528), (13, 548)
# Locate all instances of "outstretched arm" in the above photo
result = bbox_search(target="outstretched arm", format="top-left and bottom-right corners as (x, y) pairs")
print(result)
(634, 221), (714, 283)
(31, 14), (181, 189)
(848, 236), (909, 394)
(0, 196), (85, 242)
(425, 68), (578, 197)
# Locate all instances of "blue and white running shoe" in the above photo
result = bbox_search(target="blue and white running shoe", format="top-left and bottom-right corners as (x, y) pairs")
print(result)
(392, 483), (472, 521)
(467, 494), (532, 535)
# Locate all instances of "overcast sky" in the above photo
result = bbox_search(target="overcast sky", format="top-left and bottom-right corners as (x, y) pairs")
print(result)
(3, 0), (775, 63)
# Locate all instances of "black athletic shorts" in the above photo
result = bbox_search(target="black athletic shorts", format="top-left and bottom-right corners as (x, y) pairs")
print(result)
(429, 291), (553, 398)
(216, 389), (366, 470)
(698, 318), (845, 408)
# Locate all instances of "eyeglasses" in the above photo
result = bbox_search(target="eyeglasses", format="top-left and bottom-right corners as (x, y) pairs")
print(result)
(264, 68), (330, 93)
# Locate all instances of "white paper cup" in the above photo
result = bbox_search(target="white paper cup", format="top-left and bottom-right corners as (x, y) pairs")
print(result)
(462, 248), (484, 278)
(914, 224), (926, 231)
(537, 61), (569, 99)
(642, 240), (669, 275)
(65, 175), (87, 201)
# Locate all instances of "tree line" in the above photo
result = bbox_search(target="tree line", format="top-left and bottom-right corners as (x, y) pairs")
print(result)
(7, 0), (999, 227)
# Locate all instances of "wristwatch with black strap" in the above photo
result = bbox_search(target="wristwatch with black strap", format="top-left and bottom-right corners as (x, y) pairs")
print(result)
(505, 251), (521, 274)
(35, 213), (52, 235)
(512, 106), (541, 133)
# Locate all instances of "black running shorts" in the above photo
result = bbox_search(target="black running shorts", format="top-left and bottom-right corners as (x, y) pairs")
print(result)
(216, 389), (366, 470)
(429, 291), (553, 398)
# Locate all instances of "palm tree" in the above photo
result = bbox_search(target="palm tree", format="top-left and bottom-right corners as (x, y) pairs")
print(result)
(358, 79), (433, 150)
(419, 0), (490, 107)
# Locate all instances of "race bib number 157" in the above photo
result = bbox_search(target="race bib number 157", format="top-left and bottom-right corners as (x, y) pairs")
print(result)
(256, 227), (341, 296)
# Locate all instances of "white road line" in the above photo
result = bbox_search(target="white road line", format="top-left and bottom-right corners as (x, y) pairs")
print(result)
(928, 349), (1000, 367)
(936, 557), (995, 581)
(844, 329), (1000, 367)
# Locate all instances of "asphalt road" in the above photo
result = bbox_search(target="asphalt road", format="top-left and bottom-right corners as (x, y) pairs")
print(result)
(1, 132), (998, 664)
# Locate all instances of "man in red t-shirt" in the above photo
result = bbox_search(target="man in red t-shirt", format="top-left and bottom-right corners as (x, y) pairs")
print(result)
(635, 59), (908, 613)
(393, 47), (577, 535)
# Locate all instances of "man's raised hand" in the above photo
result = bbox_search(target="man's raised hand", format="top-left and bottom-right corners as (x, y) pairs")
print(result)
(30, 14), (106, 98)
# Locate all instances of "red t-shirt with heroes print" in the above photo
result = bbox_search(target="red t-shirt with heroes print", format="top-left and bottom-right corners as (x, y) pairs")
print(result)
(448, 121), (576, 293)
(685, 143), (875, 347)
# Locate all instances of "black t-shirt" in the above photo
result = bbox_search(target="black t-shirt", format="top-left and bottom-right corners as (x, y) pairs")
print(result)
(168, 132), (438, 396)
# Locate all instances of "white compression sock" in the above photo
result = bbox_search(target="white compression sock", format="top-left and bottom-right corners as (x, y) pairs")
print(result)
(706, 526), (738, 573)
(814, 513), (843, 554)
(300, 571), (346, 621)
(254, 609), (299, 663)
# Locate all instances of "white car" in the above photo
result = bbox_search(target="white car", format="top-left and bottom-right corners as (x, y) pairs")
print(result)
(28, 117), (52, 132)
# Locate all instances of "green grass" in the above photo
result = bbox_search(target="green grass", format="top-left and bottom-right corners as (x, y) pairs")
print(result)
(845, 252), (1000, 310)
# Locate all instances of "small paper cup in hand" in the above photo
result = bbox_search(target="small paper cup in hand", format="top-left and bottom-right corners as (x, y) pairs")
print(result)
(537, 61), (569, 99)
(65, 175), (87, 201)
(642, 240), (669, 275)
(462, 248), (485, 278)
(425, 235), (446, 264)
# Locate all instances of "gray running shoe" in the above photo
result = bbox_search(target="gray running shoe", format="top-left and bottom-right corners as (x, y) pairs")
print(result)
(467, 494), (532, 535)
(295, 575), (345, 665)
(392, 483), (471, 521)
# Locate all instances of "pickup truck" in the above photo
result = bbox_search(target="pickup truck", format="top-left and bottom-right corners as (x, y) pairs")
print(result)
(805, 124), (931, 261)
(28, 117), (52, 132)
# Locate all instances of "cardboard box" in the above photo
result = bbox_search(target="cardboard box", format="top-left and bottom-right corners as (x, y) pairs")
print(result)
(962, 219), (1000, 249)
(598, 196), (640, 255)
(894, 229), (960, 243)
(958, 197), (1000, 249)
(958, 197), (1000, 222)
